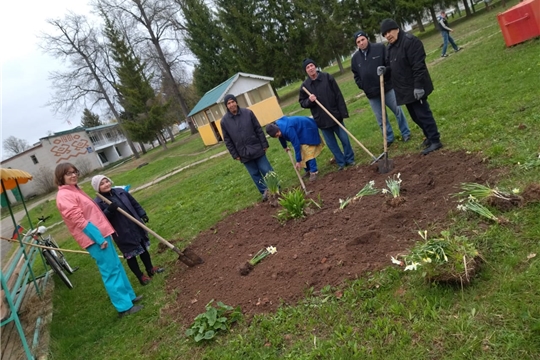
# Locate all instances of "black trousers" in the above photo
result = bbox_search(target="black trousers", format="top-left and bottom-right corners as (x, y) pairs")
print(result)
(405, 99), (441, 143)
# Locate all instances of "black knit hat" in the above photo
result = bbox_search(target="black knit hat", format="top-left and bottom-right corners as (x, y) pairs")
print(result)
(224, 94), (237, 106)
(265, 123), (280, 137)
(354, 30), (368, 41)
(302, 58), (316, 71)
(380, 18), (399, 35)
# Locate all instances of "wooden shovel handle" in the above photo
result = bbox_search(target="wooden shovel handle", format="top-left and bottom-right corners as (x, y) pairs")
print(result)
(380, 74), (388, 153)
(302, 87), (376, 159)
(286, 149), (308, 193)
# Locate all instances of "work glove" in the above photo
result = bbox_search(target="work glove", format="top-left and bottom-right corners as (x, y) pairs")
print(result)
(376, 66), (386, 76)
(107, 202), (119, 212)
(413, 88), (425, 100)
(141, 215), (149, 223)
(83, 222), (106, 245)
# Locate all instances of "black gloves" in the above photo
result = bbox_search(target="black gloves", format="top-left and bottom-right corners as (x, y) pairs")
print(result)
(107, 202), (119, 212)
(141, 215), (149, 223)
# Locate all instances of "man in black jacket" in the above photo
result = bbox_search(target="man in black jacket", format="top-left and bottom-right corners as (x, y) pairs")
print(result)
(351, 30), (411, 145)
(299, 58), (355, 170)
(220, 94), (274, 201)
(379, 19), (443, 155)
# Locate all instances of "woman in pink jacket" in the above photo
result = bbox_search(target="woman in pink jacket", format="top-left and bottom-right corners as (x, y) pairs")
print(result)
(55, 162), (143, 317)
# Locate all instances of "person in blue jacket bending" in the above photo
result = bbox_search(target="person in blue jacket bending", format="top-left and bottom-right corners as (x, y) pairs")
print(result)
(266, 116), (325, 182)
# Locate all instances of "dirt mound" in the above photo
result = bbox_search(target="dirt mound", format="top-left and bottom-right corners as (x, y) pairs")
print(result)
(165, 150), (499, 324)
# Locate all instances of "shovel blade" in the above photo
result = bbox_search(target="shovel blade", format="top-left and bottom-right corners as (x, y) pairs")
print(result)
(378, 156), (394, 174)
(172, 246), (204, 267)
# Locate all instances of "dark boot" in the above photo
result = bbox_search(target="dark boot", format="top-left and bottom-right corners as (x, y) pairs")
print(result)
(421, 142), (443, 155)
(119, 304), (143, 317)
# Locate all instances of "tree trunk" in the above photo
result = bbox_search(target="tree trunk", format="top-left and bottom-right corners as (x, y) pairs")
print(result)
(138, 142), (147, 154)
(429, 6), (438, 28)
(415, 12), (426, 32)
(470, 0), (476, 14)
(166, 126), (175, 142)
(335, 54), (344, 74)
(462, 0), (472, 16)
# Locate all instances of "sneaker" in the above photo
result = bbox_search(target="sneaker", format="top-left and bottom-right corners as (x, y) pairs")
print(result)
(337, 166), (344, 171)
(421, 142), (443, 155)
(132, 295), (144, 303)
(441, 54), (448, 58)
(139, 274), (151, 286)
(119, 305), (143, 318)
(309, 172), (318, 182)
(346, 162), (355, 167)
(148, 266), (165, 277)
(455, 47), (462, 52)
(262, 189), (269, 202)
(402, 135), (411, 142)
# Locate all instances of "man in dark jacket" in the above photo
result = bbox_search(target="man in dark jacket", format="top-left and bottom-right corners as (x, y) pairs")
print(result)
(379, 19), (443, 155)
(351, 30), (411, 145)
(220, 94), (274, 201)
(299, 58), (354, 170)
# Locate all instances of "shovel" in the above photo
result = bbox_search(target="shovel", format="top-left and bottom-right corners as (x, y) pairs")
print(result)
(286, 149), (309, 194)
(302, 87), (383, 164)
(377, 74), (394, 173)
(96, 193), (204, 267)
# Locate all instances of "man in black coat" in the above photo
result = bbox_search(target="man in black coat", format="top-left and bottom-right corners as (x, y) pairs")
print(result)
(220, 94), (274, 201)
(379, 19), (443, 155)
(351, 30), (411, 145)
(299, 58), (355, 170)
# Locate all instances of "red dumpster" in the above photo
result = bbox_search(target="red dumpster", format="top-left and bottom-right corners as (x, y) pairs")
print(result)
(497, 0), (540, 47)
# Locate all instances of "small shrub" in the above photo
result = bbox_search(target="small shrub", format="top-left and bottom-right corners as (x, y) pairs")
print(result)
(185, 300), (242, 342)
(276, 188), (306, 223)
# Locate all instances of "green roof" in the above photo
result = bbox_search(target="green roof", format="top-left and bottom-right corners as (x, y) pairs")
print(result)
(187, 73), (273, 117)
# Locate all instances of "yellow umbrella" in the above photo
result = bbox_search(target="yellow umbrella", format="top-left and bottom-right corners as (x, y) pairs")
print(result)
(0, 168), (33, 193)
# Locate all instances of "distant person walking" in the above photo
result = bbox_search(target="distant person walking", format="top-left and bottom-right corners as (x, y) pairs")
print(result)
(379, 19), (443, 155)
(55, 162), (143, 317)
(351, 30), (411, 145)
(220, 94), (274, 201)
(265, 115), (324, 181)
(438, 11), (462, 57)
(299, 58), (354, 170)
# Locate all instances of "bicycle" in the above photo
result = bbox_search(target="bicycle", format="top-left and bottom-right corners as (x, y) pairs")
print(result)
(21, 216), (78, 289)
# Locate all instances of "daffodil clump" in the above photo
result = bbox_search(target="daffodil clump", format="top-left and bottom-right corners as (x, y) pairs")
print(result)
(383, 173), (402, 198)
(276, 188), (306, 223)
(262, 171), (281, 195)
(248, 246), (277, 266)
(395, 230), (479, 282)
(354, 180), (380, 199)
(338, 197), (352, 210)
(456, 196), (499, 222)
(455, 182), (515, 202)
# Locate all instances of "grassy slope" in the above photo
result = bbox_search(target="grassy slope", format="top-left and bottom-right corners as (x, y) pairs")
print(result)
(34, 2), (540, 359)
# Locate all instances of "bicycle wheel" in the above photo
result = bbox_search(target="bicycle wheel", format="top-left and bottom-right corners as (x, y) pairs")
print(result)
(43, 251), (73, 289)
(47, 236), (77, 274)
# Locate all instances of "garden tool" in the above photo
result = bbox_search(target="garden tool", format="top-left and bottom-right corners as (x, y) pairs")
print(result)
(96, 193), (204, 267)
(286, 149), (309, 194)
(377, 74), (394, 173)
(302, 87), (383, 164)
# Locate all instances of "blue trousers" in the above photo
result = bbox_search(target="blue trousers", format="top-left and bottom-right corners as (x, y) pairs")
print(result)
(320, 124), (355, 167)
(441, 31), (459, 56)
(405, 99), (441, 143)
(305, 159), (318, 173)
(87, 236), (136, 312)
(368, 89), (411, 143)
(243, 154), (274, 194)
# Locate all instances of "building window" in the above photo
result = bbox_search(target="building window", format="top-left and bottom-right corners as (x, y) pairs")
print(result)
(30, 155), (39, 164)
(115, 147), (122, 156)
(98, 152), (108, 163)
(105, 132), (113, 139)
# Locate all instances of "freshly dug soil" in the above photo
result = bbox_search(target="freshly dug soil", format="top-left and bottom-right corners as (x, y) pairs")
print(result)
(165, 150), (503, 324)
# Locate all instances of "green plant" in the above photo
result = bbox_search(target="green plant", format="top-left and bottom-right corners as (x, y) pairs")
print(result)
(454, 182), (514, 201)
(249, 246), (277, 266)
(382, 173), (402, 198)
(354, 180), (380, 199)
(262, 171), (281, 195)
(399, 231), (480, 282)
(276, 188), (306, 223)
(456, 198), (500, 222)
(185, 300), (242, 342)
(338, 197), (352, 210)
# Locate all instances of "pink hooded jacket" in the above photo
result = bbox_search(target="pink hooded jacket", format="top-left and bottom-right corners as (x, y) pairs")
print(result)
(56, 185), (115, 249)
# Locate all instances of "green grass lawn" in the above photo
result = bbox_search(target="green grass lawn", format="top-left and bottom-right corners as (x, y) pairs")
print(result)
(24, 2), (540, 358)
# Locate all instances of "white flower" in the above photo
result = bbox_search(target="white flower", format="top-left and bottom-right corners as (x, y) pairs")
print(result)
(468, 195), (477, 201)
(381, 189), (389, 194)
(266, 246), (277, 254)
(422, 257), (432, 263)
(390, 256), (402, 266)
(457, 204), (467, 211)
(404, 262), (421, 271)
(512, 188), (520, 194)
(397, 173), (401, 179)
(369, 180), (375, 186)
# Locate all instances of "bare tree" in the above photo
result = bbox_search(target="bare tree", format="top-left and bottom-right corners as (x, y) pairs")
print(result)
(3, 136), (31, 156)
(94, 0), (197, 133)
(32, 166), (56, 194)
(40, 12), (140, 158)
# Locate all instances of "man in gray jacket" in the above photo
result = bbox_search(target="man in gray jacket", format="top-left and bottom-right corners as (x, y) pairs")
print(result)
(220, 94), (274, 201)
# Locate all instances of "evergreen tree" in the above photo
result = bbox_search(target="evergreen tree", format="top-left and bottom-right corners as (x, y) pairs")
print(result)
(80, 108), (103, 128)
(102, 14), (169, 147)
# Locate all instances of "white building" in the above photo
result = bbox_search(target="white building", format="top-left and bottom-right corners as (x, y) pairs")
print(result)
(1, 124), (137, 203)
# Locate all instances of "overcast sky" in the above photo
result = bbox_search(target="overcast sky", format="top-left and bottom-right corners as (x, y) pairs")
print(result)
(1, 0), (92, 159)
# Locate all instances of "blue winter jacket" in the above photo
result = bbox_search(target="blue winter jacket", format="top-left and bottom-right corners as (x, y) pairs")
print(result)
(274, 116), (321, 163)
